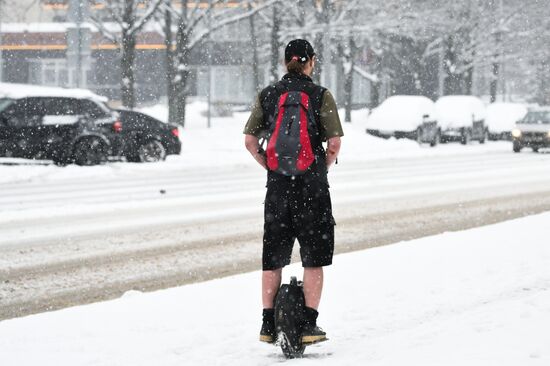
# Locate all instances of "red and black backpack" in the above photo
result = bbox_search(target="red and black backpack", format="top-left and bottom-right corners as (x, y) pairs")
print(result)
(264, 86), (322, 176)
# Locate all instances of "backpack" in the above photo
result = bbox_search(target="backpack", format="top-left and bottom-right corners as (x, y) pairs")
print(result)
(266, 90), (318, 176)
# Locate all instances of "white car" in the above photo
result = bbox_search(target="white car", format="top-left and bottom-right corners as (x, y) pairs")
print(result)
(366, 95), (439, 146)
(485, 102), (528, 140)
(435, 95), (487, 144)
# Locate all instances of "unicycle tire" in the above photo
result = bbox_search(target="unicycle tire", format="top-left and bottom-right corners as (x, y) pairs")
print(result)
(274, 276), (306, 359)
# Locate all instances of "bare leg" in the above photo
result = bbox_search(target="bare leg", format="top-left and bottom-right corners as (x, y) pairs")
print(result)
(262, 269), (282, 308)
(303, 267), (324, 310)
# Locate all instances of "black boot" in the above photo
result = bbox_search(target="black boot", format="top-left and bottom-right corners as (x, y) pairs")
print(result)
(301, 307), (327, 344)
(259, 308), (275, 343)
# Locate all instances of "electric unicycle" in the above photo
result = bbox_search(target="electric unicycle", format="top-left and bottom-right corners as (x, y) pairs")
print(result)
(274, 276), (306, 358)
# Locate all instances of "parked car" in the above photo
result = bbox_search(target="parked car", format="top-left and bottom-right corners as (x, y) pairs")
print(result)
(366, 95), (440, 146)
(511, 107), (550, 153)
(435, 95), (487, 144)
(115, 109), (181, 162)
(485, 102), (528, 140)
(0, 83), (120, 165)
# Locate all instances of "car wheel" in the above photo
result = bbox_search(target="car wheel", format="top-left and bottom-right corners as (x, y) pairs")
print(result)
(138, 139), (166, 163)
(460, 129), (471, 145)
(430, 131), (441, 147)
(513, 140), (522, 153)
(480, 129), (488, 144)
(73, 138), (107, 166)
(532, 147), (539, 153)
(416, 128), (423, 145)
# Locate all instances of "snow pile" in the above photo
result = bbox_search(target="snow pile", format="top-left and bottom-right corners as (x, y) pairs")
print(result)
(366, 95), (436, 132)
(435, 95), (486, 129)
(0, 82), (108, 102)
(0, 212), (549, 365)
(485, 102), (528, 133)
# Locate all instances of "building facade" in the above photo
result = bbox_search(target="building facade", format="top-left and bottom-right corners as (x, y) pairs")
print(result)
(1, 0), (371, 107)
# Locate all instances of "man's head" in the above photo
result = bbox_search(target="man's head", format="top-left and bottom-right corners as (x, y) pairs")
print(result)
(284, 39), (316, 76)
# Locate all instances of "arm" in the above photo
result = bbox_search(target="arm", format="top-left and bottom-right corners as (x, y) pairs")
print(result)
(326, 136), (341, 169)
(245, 134), (267, 170)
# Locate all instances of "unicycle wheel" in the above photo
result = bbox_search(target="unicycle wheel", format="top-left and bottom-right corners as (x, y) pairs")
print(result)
(277, 332), (306, 359)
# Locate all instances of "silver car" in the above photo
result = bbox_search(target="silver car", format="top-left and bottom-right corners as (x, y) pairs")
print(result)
(511, 108), (550, 153)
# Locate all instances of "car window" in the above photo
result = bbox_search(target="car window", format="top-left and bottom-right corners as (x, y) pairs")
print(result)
(41, 97), (80, 116)
(522, 111), (550, 124)
(0, 98), (14, 113)
(2, 98), (43, 127)
(78, 99), (110, 118)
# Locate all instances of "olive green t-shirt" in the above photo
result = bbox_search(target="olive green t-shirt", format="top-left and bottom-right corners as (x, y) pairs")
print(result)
(243, 90), (344, 141)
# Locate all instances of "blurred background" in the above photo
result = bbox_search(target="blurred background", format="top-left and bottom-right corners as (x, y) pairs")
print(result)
(1, 0), (549, 127)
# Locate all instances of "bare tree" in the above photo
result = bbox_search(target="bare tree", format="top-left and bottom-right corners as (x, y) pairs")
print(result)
(159, 0), (278, 127)
(89, 0), (163, 108)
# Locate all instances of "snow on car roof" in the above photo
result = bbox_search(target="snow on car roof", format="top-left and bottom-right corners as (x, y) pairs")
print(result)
(435, 95), (486, 128)
(485, 103), (528, 132)
(0, 83), (108, 102)
(367, 95), (435, 132)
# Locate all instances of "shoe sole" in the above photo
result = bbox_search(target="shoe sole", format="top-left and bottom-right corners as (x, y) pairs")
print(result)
(301, 335), (328, 345)
(259, 335), (274, 343)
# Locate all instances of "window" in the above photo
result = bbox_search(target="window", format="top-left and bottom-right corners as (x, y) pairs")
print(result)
(77, 99), (110, 118)
(41, 98), (80, 116)
(2, 99), (43, 127)
(28, 59), (91, 88)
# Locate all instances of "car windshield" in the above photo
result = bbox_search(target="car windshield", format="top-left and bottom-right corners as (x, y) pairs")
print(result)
(0, 98), (14, 113)
(520, 111), (550, 124)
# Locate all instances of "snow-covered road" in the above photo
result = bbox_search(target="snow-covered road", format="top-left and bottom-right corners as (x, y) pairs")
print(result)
(1, 211), (549, 366)
(2, 145), (550, 319)
(2, 104), (550, 318)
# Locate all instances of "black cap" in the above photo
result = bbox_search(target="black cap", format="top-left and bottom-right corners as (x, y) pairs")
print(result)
(285, 39), (315, 64)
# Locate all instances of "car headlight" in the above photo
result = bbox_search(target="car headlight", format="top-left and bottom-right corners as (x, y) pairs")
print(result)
(511, 129), (522, 138)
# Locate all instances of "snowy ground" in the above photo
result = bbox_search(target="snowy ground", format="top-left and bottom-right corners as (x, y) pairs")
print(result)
(0, 212), (548, 366)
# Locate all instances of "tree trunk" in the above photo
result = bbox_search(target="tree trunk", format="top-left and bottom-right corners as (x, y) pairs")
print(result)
(164, 8), (177, 123)
(341, 37), (356, 123)
(248, 3), (261, 93)
(120, 0), (137, 108)
(270, 3), (281, 82)
(370, 81), (381, 109)
(120, 32), (136, 108)
(490, 61), (499, 103)
(312, 33), (323, 84)
(171, 1), (190, 127)
(464, 64), (474, 96)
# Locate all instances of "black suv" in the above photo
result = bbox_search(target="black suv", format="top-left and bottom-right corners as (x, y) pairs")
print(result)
(0, 96), (121, 165)
(115, 109), (181, 162)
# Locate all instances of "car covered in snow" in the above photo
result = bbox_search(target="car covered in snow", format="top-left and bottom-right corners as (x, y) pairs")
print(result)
(0, 83), (120, 165)
(435, 95), (487, 144)
(366, 95), (440, 146)
(485, 102), (528, 140)
(115, 109), (181, 162)
(511, 107), (550, 153)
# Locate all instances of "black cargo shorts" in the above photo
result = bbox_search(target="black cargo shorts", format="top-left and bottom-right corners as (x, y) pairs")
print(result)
(262, 171), (335, 270)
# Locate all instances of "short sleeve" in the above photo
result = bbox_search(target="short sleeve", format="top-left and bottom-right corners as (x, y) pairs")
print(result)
(320, 90), (344, 140)
(243, 94), (265, 138)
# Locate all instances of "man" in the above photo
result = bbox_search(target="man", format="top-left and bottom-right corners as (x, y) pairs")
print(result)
(243, 39), (343, 345)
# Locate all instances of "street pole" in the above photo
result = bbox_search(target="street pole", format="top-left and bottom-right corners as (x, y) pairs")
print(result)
(438, 38), (445, 97)
(207, 0), (212, 128)
(76, 0), (82, 87)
